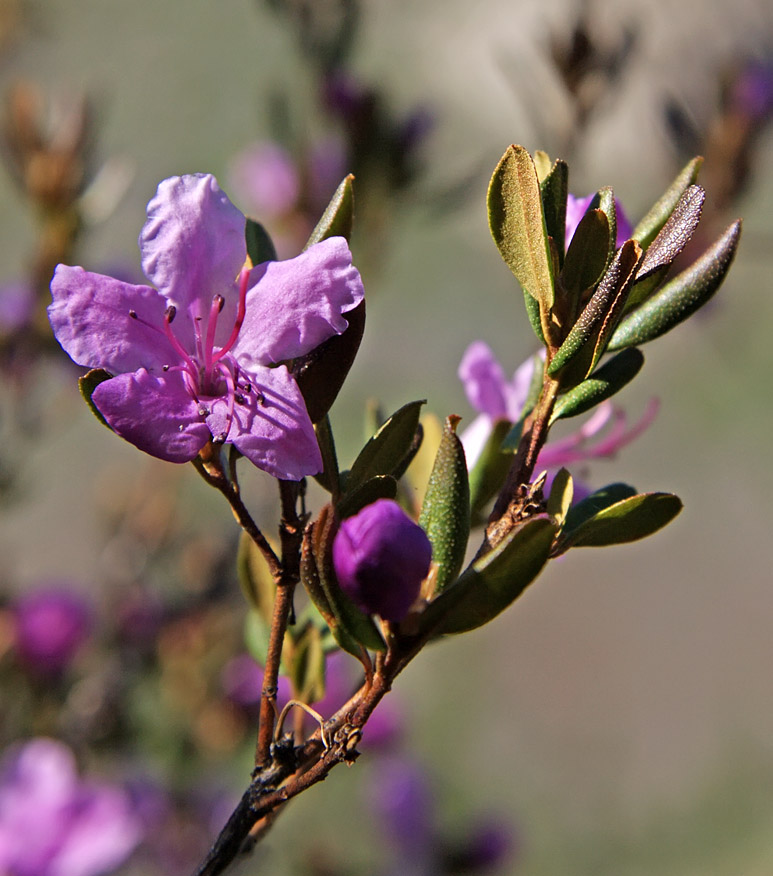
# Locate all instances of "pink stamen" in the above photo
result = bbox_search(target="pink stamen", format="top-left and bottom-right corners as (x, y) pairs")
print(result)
(162, 307), (197, 378)
(214, 361), (237, 441)
(204, 294), (225, 378)
(212, 268), (250, 364)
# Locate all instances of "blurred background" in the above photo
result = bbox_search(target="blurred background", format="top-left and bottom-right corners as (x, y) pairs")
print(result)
(1, 0), (772, 874)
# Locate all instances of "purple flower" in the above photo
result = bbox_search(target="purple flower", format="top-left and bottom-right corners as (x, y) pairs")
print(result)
(332, 499), (432, 622)
(0, 738), (142, 876)
(13, 586), (92, 677)
(459, 341), (658, 474)
(229, 142), (300, 220)
(565, 193), (633, 250)
(730, 59), (773, 121)
(48, 174), (363, 479)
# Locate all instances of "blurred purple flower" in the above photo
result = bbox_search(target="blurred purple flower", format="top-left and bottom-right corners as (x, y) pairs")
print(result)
(13, 586), (92, 677)
(0, 738), (142, 876)
(333, 499), (432, 622)
(565, 193), (633, 250)
(459, 341), (658, 475)
(0, 282), (35, 335)
(220, 654), (291, 711)
(49, 174), (364, 479)
(229, 142), (300, 220)
(730, 59), (773, 120)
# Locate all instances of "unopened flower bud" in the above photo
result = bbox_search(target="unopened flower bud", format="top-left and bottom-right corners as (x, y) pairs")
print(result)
(332, 499), (431, 622)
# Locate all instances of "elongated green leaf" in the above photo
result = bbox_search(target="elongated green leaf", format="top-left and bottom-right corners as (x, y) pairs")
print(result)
(469, 419), (514, 516)
(419, 416), (470, 595)
(427, 516), (556, 635)
(633, 157), (703, 248)
(488, 145), (554, 312)
(245, 219), (277, 265)
(550, 348), (644, 422)
(345, 400), (425, 494)
(305, 174), (355, 248)
(560, 482), (637, 544)
(78, 369), (112, 428)
(290, 623), (326, 705)
(336, 475), (398, 520)
(561, 208), (610, 316)
(313, 414), (340, 496)
(636, 185), (705, 280)
(607, 220), (742, 351)
(559, 491), (682, 549)
(539, 157), (569, 264)
(546, 468), (573, 526)
(548, 239), (642, 383)
(293, 299), (366, 424)
(595, 187), (619, 265)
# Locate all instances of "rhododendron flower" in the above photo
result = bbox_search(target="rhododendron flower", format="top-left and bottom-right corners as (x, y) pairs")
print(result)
(49, 174), (363, 479)
(332, 499), (432, 622)
(458, 341), (658, 473)
(565, 193), (633, 250)
(0, 738), (142, 876)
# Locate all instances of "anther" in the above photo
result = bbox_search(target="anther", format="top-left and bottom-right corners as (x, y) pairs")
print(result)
(197, 406), (209, 417)
(162, 364), (170, 372)
(213, 294), (225, 312)
(165, 305), (177, 323)
(129, 309), (138, 319)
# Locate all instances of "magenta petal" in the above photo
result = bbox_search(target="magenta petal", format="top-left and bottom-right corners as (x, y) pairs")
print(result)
(92, 369), (211, 463)
(139, 175), (247, 321)
(458, 341), (509, 419)
(233, 237), (364, 367)
(49, 266), (176, 373)
(207, 364), (322, 479)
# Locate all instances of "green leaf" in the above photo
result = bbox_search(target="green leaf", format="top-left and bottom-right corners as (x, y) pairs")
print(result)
(427, 516), (556, 635)
(560, 482), (638, 543)
(313, 415), (340, 497)
(488, 145), (554, 313)
(236, 531), (276, 621)
(305, 174), (355, 248)
(548, 239), (642, 383)
(633, 157), (703, 249)
(522, 288), (546, 344)
(245, 218), (278, 265)
(539, 157), (569, 265)
(244, 608), (273, 669)
(546, 468), (573, 526)
(558, 491), (683, 549)
(78, 369), (112, 429)
(336, 474), (398, 519)
(345, 400), (425, 495)
(469, 419), (514, 516)
(593, 187), (619, 267)
(560, 208), (610, 317)
(607, 220), (742, 351)
(550, 348), (644, 422)
(289, 623), (327, 704)
(636, 185), (705, 280)
(293, 299), (366, 424)
(419, 416), (470, 595)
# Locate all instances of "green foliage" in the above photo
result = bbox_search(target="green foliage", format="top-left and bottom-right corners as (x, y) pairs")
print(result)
(609, 220), (742, 350)
(419, 416), (470, 594)
(245, 218), (278, 265)
(488, 145), (555, 324)
(78, 368), (113, 429)
(343, 400), (424, 495)
(633, 156), (703, 248)
(426, 517), (557, 635)
(550, 348), (644, 421)
(305, 174), (355, 248)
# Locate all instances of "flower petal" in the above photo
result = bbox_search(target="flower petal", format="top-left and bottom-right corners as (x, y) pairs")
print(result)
(92, 369), (211, 463)
(206, 364), (322, 479)
(140, 175), (247, 321)
(232, 237), (364, 367)
(49, 266), (177, 373)
(458, 341), (509, 419)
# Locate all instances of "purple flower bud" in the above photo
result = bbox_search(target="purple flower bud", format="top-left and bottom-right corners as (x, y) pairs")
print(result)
(13, 586), (93, 677)
(565, 193), (633, 250)
(332, 499), (432, 622)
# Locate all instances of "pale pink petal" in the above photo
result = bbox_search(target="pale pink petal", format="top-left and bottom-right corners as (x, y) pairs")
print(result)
(232, 237), (363, 367)
(458, 341), (509, 419)
(206, 364), (321, 479)
(49, 266), (176, 373)
(140, 175), (246, 322)
(92, 369), (211, 463)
